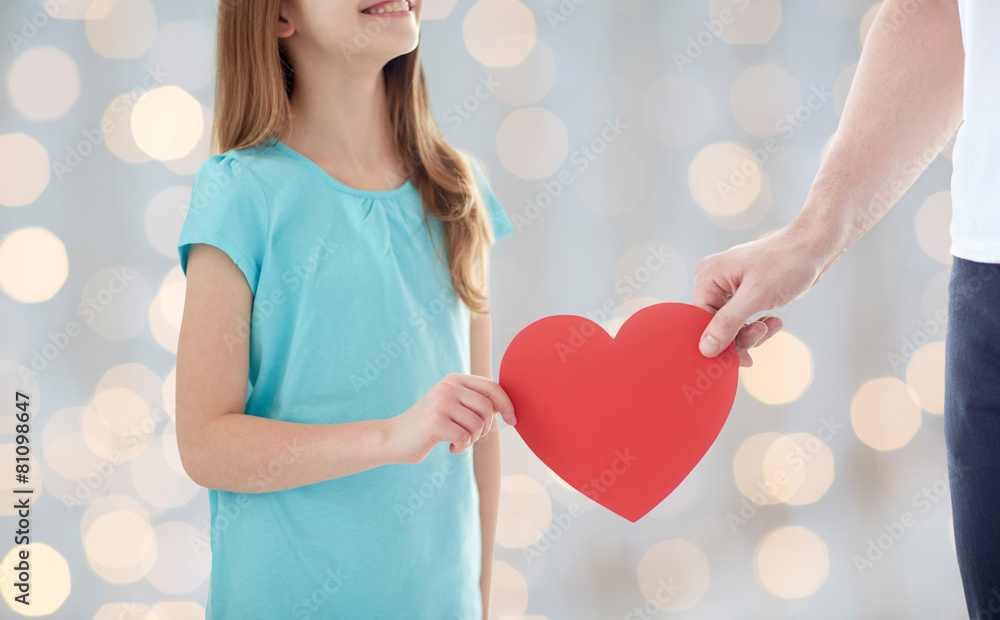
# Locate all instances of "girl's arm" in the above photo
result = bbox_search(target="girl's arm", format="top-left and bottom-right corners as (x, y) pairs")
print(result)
(176, 243), (511, 493)
(471, 308), (502, 619)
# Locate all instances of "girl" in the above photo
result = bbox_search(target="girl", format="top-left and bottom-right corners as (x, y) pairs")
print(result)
(174, 1), (516, 618)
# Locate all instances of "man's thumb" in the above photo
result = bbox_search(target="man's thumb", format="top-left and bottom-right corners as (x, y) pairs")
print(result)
(699, 291), (760, 357)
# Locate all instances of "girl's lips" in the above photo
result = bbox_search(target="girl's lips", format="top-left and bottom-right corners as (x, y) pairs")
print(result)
(360, 0), (412, 16)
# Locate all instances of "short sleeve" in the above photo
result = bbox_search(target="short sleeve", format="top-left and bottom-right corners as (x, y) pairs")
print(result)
(177, 153), (269, 295)
(469, 158), (515, 244)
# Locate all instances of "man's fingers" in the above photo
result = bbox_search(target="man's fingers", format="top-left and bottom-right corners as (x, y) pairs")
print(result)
(734, 320), (768, 351)
(753, 316), (784, 348)
(699, 288), (763, 357)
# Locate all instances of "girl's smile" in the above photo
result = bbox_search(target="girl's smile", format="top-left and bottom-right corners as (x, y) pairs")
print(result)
(361, 0), (413, 17)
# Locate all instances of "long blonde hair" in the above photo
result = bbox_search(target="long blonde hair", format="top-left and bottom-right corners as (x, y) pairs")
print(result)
(212, 1), (495, 313)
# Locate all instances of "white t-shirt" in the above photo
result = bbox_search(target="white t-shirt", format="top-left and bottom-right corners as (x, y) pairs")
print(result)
(951, 0), (1000, 263)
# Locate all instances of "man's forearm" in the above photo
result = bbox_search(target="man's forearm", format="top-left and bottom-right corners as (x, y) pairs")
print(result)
(792, 0), (964, 268)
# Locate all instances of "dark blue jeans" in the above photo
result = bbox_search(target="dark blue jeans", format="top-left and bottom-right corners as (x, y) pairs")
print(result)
(945, 256), (1000, 618)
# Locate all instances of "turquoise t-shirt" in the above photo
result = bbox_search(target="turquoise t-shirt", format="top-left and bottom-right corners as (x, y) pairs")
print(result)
(176, 139), (514, 619)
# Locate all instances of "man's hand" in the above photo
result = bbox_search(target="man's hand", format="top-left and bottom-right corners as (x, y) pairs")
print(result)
(693, 222), (835, 367)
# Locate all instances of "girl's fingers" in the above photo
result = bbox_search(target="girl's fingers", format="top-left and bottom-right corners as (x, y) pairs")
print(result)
(447, 404), (487, 444)
(454, 374), (516, 426)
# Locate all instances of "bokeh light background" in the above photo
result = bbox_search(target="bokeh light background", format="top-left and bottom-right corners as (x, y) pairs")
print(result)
(0, 0), (966, 618)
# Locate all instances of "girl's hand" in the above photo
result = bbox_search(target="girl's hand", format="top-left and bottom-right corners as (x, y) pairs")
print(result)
(387, 374), (516, 464)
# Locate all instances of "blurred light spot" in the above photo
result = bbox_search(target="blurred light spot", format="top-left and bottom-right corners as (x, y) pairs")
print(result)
(860, 3), (883, 46)
(81, 396), (152, 463)
(642, 75), (715, 149)
(916, 191), (953, 264)
(688, 142), (761, 216)
(131, 86), (204, 161)
(637, 539), (710, 611)
(833, 64), (857, 116)
(86, 0), (157, 58)
(740, 332), (813, 405)
(730, 65), (802, 138)
(47, 0), (114, 19)
(489, 561), (528, 618)
(97, 362), (165, 426)
(497, 475), (552, 548)
(0, 543), (71, 615)
(733, 432), (784, 506)
(147, 601), (205, 620)
(144, 522), (210, 593)
(81, 267), (153, 340)
(93, 602), (151, 620)
(84, 509), (157, 583)
(906, 341), (945, 415)
(103, 91), (153, 164)
(44, 432), (98, 479)
(7, 47), (80, 120)
(754, 526), (829, 598)
(763, 433), (835, 505)
(94, 388), (151, 437)
(463, 0), (536, 67)
(162, 104), (213, 175)
(576, 144), (646, 216)
(0, 133), (50, 207)
(851, 377), (922, 450)
(161, 422), (187, 476)
(131, 442), (199, 509)
(705, 169), (772, 231)
(150, 267), (187, 354)
(496, 107), (567, 179)
(709, 0), (782, 45)
(0, 226), (68, 303)
(422, 0), (458, 19)
(148, 20), (214, 92)
(491, 40), (556, 106)
(163, 366), (177, 422)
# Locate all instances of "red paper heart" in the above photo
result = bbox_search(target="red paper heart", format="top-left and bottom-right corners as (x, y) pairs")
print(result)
(498, 302), (739, 522)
